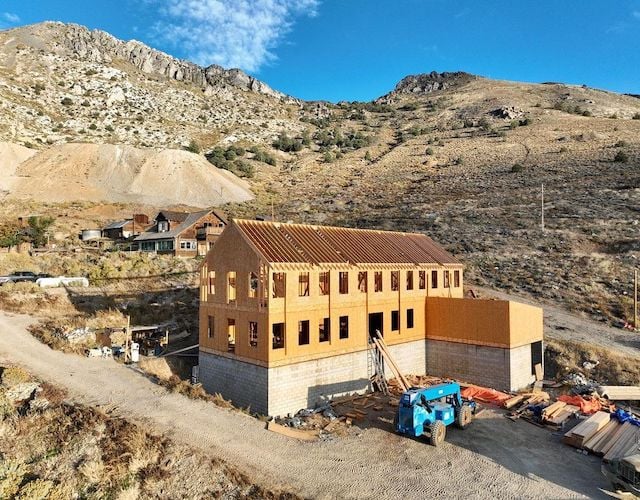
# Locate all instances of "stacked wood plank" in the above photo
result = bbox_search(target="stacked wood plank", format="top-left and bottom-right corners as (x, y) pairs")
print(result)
(599, 386), (640, 401)
(563, 411), (610, 448)
(582, 420), (621, 454)
(545, 404), (580, 425)
(603, 423), (640, 461)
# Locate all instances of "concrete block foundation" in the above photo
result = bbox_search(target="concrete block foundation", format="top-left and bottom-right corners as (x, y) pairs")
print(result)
(425, 339), (537, 392)
(200, 338), (540, 415)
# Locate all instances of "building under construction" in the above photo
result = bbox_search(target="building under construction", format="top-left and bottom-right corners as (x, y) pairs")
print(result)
(198, 219), (543, 416)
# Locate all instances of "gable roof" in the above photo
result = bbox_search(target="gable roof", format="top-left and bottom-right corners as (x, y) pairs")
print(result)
(156, 210), (189, 223)
(102, 219), (133, 230)
(232, 219), (460, 266)
(134, 209), (213, 241)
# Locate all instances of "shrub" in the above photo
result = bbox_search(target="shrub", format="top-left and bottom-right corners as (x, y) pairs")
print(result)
(233, 160), (255, 178)
(272, 132), (303, 152)
(614, 151), (629, 163)
(184, 140), (200, 154)
(615, 140), (628, 147)
(61, 97), (73, 106)
(88, 123), (97, 130)
(425, 147), (434, 156)
(582, 110), (592, 117)
(478, 117), (491, 131)
(511, 163), (524, 173)
(105, 124), (114, 132)
(519, 117), (533, 126)
(633, 113), (640, 120)
(323, 151), (334, 163)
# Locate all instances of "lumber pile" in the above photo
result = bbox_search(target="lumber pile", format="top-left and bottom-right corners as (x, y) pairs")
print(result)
(599, 386), (640, 401)
(563, 411), (610, 448)
(582, 420), (621, 454)
(603, 423), (640, 461)
(544, 404), (579, 425)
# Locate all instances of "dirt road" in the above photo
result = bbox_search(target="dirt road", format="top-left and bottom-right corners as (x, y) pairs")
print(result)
(0, 311), (608, 499)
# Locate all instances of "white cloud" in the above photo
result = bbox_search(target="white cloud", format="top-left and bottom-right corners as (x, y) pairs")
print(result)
(2, 12), (20, 24)
(151, 0), (319, 72)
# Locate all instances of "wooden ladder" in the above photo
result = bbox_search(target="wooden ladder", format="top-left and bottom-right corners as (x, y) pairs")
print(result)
(368, 339), (389, 395)
(372, 331), (411, 392)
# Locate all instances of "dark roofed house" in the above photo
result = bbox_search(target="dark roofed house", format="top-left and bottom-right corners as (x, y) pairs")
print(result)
(102, 214), (150, 240)
(134, 209), (227, 257)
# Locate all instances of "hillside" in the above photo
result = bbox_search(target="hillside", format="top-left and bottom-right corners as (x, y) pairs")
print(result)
(0, 21), (639, 328)
(0, 22), (302, 149)
(0, 142), (253, 206)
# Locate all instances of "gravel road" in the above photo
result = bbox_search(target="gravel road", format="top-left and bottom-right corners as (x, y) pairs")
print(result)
(0, 311), (609, 499)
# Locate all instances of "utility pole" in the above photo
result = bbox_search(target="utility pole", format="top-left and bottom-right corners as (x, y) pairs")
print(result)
(541, 183), (545, 233)
(635, 269), (638, 332)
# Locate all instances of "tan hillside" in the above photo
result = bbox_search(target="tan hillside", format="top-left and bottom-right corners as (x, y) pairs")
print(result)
(4, 142), (253, 207)
(0, 142), (37, 193)
(0, 20), (639, 328)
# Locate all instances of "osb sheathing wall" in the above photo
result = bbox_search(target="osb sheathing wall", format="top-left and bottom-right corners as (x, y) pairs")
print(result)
(199, 224), (467, 367)
(425, 297), (543, 348)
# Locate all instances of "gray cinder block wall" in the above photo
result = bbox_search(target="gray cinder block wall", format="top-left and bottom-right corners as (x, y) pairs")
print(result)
(425, 339), (535, 392)
(200, 339), (539, 415)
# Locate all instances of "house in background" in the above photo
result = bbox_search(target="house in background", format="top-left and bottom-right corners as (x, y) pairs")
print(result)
(198, 219), (544, 415)
(134, 209), (227, 257)
(101, 214), (150, 240)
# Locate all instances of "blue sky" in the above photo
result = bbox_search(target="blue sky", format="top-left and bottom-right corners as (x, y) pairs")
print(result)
(1, 1), (639, 102)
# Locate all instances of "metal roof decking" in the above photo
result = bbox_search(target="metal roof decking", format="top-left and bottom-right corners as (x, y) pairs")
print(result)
(233, 219), (460, 266)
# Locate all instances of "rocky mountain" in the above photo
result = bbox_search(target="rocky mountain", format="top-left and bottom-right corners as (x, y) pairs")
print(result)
(0, 22), (302, 150)
(379, 71), (476, 101)
(48, 22), (289, 100)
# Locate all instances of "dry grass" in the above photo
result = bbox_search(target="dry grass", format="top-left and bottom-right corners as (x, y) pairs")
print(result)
(0, 364), (298, 499)
(545, 338), (640, 385)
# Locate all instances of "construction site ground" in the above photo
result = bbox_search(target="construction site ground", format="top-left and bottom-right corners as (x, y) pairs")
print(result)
(0, 311), (611, 499)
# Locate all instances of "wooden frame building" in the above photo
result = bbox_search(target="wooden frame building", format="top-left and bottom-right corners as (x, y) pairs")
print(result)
(199, 219), (543, 415)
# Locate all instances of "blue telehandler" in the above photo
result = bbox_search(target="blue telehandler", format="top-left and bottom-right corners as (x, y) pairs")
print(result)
(394, 382), (476, 446)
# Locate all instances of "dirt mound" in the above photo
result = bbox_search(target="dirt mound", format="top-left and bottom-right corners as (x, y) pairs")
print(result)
(5, 143), (253, 207)
(0, 142), (37, 193)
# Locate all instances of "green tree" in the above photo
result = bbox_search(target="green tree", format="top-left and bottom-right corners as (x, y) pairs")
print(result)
(0, 223), (23, 249)
(27, 216), (54, 247)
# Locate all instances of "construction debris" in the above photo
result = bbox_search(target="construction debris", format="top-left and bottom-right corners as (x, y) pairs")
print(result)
(266, 421), (320, 441)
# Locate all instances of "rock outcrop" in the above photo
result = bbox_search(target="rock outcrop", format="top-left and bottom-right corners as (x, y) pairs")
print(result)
(378, 71), (476, 101)
(15, 22), (290, 101)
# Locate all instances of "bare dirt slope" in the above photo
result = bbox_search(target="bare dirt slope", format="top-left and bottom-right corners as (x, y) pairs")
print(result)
(0, 141), (36, 192)
(0, 311), (609, 499)
(477, 286), (640, 357)
(3, 142), (253, 206)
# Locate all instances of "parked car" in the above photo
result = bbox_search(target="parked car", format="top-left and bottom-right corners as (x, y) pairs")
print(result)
(0, 271), (51, 285)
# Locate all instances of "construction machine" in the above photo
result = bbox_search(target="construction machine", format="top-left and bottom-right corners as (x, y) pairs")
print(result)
(601, 454), (640, 498)
(394, 382), (476, 446)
